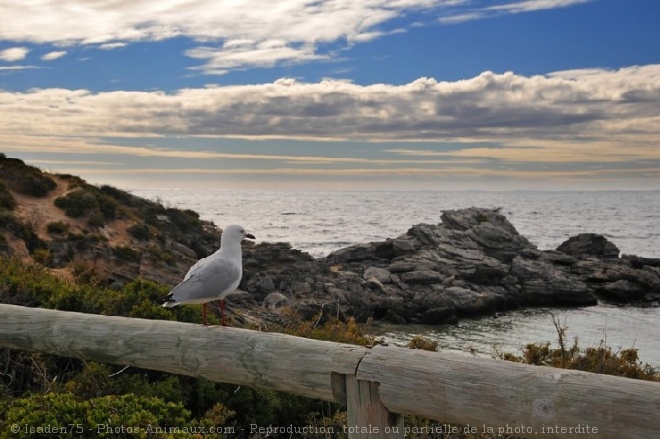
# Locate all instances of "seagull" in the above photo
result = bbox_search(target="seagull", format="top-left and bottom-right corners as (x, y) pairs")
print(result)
(162, 224), (255, 325)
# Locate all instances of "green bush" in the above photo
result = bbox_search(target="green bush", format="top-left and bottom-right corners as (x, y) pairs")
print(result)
(47, 221), (69, 234)
(0, 211), (22, 234)
(0, 156), (56, 197)
(497, 315), (659, 381)
(112, 246), (141, 264)
(54, 190), (99, 218)
(166, 208), (201, 234)
(128, 223), (151, 241)
(1, 392), (192, 439)
(0, 182), (17, 210)
(97, 193), (118, 219)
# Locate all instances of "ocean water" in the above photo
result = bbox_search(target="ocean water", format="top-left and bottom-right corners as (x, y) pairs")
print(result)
(133, 189), (660, 366)
(133, 190), (660, 259)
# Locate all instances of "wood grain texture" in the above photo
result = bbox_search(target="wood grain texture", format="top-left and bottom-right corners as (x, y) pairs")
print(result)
(0, 304), (366, 402)
(357, 345), (660, 439)
(346, 375), (404, 438)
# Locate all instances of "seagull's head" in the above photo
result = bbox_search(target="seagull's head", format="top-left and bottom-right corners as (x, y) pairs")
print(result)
(222, 224), (256, 244)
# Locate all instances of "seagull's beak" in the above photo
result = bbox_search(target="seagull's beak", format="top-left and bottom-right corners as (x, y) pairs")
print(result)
(245, 232), (256, 240)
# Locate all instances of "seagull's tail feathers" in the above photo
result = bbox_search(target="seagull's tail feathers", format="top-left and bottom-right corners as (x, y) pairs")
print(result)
(161, 292), (180, 308)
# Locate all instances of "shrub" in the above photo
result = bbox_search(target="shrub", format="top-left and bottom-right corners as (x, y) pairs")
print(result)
(408, 335), (439, 351)
(47, 221), (69, 234)
(496, 314), (659, 381)
(1, 392), (192, 439)
(279, 310), (376, 346)
(0, 156), (56, 197)
(20, 223), (49, 255)
(97, 193), (118, 219)
(54, 190), (99, 218)
(166, 208), (201, 233)
(99, 184), (136, 205)
(32, 248), (51, 266)
(0, 211), (22, 234)
(0, 182), (17, 210)
(87, 212), (106, 228)
(128, 223), (151, 241)
(112, 246), (141, 264)
(56, 173), (86, 190)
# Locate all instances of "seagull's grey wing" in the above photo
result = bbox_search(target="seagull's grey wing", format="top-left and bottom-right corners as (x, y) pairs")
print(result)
(182, 255), (211, 282)
(169, 257), (241, 304)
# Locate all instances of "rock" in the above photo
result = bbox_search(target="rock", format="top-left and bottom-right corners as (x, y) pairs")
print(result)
(391, 238), (416, 255)
(363, 266), (391, 283)
(388, 258), (438, 273)
(596, 280), (647, 302)
(421, 307), (458, 325)
(291, 281), (312, 295)
(399, 270), (445, 284)
(263, 292), (290, 311)
(233, 207), (658, 326)
(510, 257), (597, 306)
(258, 275), (276, 293)
(327, 241), (394, 262)
(538, 250), (578, 266)
(468, 222), (534, 263)
(557, 233), (620, 259)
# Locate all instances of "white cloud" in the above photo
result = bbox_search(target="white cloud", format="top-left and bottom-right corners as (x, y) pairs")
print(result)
(41, 51), (67, 61)
(487, 0), (592, 14)
(186, 40), (327, 74)
(98, 42), (127, 50)
(439, 0), (592, 24)
(0, 46), (29, 61)
(0, 65), (658, 165)
(0, 65), (38, 71)
(0, 1), (450, 74)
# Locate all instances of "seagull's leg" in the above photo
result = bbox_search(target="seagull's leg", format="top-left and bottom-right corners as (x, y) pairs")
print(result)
(220, 299), (226, 326)
(202, 303), (208, 325)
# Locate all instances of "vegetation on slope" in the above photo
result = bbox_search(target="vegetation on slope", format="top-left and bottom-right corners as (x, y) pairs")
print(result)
(0, 154), (222, 288)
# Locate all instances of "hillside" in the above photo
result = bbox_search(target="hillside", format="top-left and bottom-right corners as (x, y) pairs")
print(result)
(0, 153), (223, 288)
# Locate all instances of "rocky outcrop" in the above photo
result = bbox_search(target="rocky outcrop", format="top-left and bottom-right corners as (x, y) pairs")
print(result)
(1, 156), (656, 325)
(235, 207), (660, 325)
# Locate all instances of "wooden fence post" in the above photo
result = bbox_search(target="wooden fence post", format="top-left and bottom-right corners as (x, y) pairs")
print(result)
(345, 375), (405, 439)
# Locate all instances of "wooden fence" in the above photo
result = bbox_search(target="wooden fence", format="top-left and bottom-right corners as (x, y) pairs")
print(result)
(0, 304), (658, 439)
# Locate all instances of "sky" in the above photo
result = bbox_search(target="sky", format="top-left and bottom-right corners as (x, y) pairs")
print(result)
(1, 0), (659, 191)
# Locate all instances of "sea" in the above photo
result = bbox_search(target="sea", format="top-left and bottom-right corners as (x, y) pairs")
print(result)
(133, 189), (660, 367)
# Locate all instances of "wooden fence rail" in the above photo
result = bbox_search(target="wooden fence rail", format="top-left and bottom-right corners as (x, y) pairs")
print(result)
(0, 304), (658, 439)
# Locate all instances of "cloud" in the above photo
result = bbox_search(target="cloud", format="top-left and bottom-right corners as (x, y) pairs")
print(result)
(41, 51), (67, 61)
(0, 1), (448, 74)
(0, 65), (38, 71)
(0, 0), (594, 74)
(0, 46), (29, 61)
(439, 0), (592, 24)
(487, 0), (592, 14)
(1, 65), (659, 173)
(185, 40), (327, 75)
(98, 42), (127, 50)
(0, 65), (660, 145)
